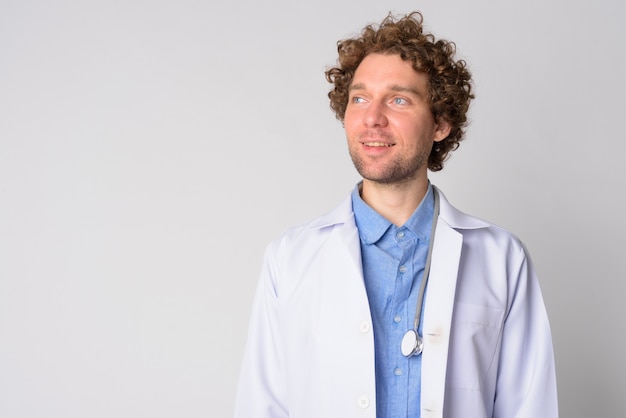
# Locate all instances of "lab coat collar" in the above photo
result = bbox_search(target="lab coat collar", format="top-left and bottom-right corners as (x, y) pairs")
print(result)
(307, 185), (491, 232)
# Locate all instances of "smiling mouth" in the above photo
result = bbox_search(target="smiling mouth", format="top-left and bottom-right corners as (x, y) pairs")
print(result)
(362, 142), (394, 147)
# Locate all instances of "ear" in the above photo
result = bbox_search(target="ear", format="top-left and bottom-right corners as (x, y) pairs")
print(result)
(433, 119), (451, 143)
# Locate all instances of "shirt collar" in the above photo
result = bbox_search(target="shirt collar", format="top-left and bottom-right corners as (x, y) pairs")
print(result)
(351, 182), (435, 245)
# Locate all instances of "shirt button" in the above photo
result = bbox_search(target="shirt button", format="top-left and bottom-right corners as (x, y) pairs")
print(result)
(360, 321), (370, 334)
(399, 265), (407, 273)
(397, 231), (405, 239)
(357, 395), (370, 409)
(394, 368), (403, 376)
(393, 315), (402, 323)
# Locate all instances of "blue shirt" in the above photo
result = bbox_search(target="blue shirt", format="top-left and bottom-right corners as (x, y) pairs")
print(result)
(351, 183), (435, 418)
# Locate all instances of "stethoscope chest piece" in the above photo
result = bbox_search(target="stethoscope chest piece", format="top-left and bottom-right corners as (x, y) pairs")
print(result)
(401, 329), (423, 357)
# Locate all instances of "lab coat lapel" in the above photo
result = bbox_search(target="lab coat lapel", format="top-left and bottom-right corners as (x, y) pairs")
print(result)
(330, 213), (366, 291)
(309, 196), (364, 283)
(420, 216), (463, 417)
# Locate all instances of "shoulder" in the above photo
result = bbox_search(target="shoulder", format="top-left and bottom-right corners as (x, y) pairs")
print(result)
(259, 194), (361, 296)
(436, 187), (527, 257)
(265, 194), (355, 258)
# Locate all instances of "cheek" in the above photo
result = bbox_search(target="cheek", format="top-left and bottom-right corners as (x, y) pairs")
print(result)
(343, 112), (360, 136)
(404, 117), (436, 140)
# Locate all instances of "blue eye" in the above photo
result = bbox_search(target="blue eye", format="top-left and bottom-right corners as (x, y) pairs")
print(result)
(353, 96), (365, 104)
(393, 97), (408, 105)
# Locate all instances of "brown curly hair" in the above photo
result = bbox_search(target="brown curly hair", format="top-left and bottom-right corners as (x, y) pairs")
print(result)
(325, 11), (474, 171)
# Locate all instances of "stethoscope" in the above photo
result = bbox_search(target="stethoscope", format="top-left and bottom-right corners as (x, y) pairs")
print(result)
(400, 188), (440, 358)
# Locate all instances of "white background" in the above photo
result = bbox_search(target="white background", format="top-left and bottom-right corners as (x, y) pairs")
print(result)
(1, 0), (624, 417)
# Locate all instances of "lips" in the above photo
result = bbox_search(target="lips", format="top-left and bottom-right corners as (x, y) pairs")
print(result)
(358, 130), (395, 147)
(362, 141), (394, 147)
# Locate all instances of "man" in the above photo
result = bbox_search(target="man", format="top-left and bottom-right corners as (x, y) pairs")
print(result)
(234, 11), (558, 418)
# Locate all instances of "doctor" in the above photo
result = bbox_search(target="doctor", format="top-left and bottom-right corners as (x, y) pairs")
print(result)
(234, 11), (558, 418)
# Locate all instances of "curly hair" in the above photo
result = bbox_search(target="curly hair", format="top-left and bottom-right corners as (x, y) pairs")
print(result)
(325, 11), (474, 171)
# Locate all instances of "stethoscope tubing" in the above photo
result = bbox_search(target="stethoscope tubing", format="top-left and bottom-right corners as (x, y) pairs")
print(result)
(401, 188), (440, 357)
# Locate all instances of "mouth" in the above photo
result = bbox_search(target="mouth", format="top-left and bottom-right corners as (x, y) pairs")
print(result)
(361, 141), (394, 147)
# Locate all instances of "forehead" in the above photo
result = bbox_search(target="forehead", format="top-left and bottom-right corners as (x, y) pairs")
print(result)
(351, 53), (429, 91)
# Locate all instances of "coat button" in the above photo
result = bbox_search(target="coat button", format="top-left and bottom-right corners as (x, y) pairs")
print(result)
(359, 321), (370, 334)
(357, 395), (370, 409)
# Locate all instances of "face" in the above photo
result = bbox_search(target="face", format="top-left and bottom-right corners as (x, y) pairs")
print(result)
(344, 53), (450, 186)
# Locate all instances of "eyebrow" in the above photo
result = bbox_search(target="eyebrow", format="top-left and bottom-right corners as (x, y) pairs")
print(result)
(349, 83), (425, 98)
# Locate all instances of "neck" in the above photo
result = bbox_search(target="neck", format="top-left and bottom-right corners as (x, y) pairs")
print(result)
(360, 177), (430, 226)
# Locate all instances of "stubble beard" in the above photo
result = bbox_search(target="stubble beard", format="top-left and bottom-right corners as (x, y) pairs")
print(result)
(348, 144), (429, 186)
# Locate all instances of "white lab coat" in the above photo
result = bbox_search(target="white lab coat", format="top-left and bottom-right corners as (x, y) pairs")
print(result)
(234, 187), (558, 418)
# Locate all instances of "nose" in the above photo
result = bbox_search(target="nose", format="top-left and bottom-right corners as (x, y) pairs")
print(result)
(363, 101), (388, 128)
